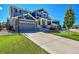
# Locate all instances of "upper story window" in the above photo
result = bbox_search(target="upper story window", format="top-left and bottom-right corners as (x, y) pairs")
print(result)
(35, 10), (48, 18)
(14, 8), (17, 13)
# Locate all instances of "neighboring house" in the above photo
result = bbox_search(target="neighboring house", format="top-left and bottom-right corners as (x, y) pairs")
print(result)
(6, 6), (60, 32)
(72, 25), (79, 29)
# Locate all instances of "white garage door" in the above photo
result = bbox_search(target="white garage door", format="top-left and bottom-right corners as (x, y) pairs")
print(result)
(19, 23), (36, 32)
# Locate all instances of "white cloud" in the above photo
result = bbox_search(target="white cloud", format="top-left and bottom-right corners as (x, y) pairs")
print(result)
(0, 7), (3, 10)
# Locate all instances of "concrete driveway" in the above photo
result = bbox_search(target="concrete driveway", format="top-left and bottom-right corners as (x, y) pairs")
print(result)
(23, 32), (79, 54)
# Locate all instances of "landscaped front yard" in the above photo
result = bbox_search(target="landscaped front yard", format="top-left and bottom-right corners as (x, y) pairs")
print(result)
(0, 34), (47, 54)
(51, 31), (79, 41)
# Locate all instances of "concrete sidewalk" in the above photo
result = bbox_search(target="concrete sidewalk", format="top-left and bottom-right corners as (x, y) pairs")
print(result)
(23, 32), (79, 54)
(0, 28), (14, 35)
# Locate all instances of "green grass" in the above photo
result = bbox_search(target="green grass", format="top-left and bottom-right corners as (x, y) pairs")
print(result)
(51, 31), (79, 41)
(0, 34), (48, 54)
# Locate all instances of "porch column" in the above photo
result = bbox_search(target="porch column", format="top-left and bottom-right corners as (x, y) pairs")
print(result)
(35, 20), (38, 29)
(40, 18), (42, 25)
(51, 20), (52, 25)
(45, 19), (47, 25)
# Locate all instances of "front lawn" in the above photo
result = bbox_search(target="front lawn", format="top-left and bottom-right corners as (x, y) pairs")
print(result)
(0, 34), (48, 54)
(51, 31), (79, 41)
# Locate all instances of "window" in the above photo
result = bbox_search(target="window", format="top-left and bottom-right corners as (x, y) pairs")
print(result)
(52, 21), (59, 24)
(14, 8), (17, 12)
(47, 21), (51, 25)
(19, 10), (22, 13)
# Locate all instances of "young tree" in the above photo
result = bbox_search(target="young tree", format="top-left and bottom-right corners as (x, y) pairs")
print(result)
(64, 5), (75, 30)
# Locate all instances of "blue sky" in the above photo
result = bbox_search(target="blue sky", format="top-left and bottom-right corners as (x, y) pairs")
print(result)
(0, 4), (79, 25)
